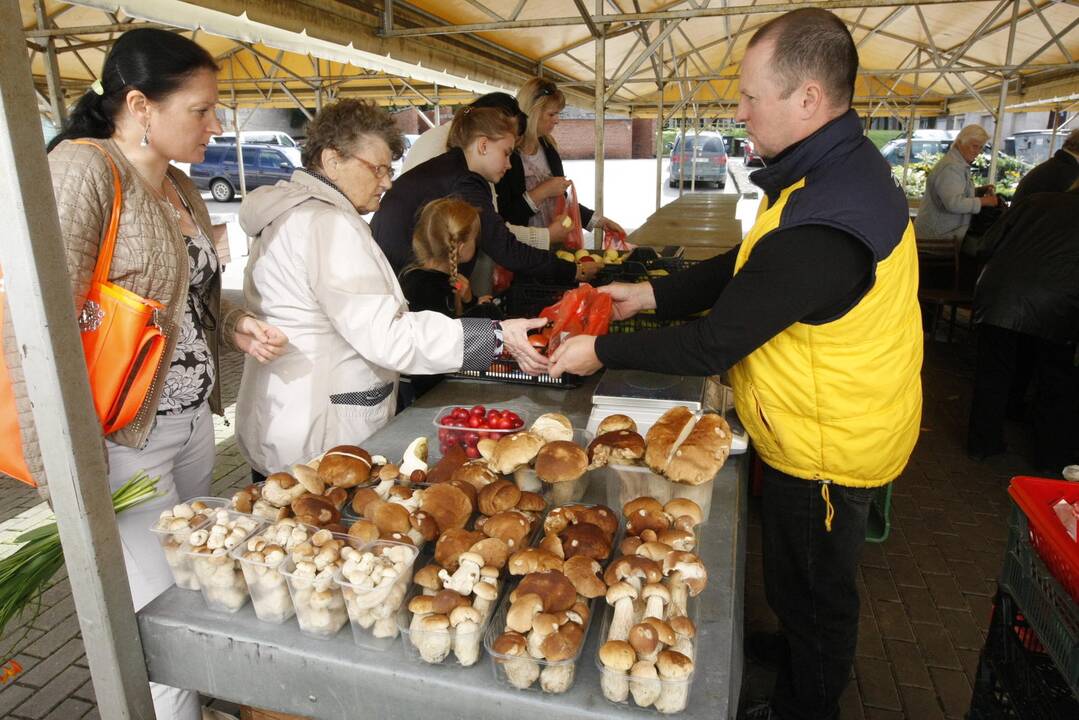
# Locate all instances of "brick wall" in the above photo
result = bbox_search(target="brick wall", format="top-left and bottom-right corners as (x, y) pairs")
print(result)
(551, 120), (632, 160)
(631, 118), (657, 159)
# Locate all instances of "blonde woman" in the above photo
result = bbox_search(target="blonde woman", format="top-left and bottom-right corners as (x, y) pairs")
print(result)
(496, 77), (625, 239)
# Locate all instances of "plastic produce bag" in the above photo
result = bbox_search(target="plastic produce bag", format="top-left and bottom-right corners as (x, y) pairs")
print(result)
(553, 180), (585, 251)
(536, 283), (612, 353)
(603, 226), (633, 252)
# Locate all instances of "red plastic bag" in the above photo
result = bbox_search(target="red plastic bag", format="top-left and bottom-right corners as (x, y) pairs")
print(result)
(552, 180), (585, 251)
(603, 226), (633, 252)
(538, 283), (611, 353)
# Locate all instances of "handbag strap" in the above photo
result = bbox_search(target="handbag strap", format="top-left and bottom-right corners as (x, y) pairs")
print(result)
(69, 140), (123, 286)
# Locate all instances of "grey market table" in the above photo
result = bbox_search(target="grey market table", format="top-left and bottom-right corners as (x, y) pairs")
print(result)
(138, 376), (748, 719)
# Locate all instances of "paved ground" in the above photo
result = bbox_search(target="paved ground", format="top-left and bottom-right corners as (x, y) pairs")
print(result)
(0, 158), (1057, 718)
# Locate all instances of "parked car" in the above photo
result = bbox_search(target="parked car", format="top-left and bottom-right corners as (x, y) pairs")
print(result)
(743, 138), (764, 166)
(210, 131), (302, 166)
(668, 132), (728, 188)
(189, 143), (296, 202)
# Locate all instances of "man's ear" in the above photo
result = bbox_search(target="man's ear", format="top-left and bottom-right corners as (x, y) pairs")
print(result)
(800, 81), (824, 120)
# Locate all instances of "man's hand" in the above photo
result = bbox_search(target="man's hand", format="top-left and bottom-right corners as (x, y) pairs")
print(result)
(598, 217), (626, 237)
(598, 281), (656, 320)
(550, 335), (602, 378)
(234, 316), (288, 364)
(499, 318), (551, 376)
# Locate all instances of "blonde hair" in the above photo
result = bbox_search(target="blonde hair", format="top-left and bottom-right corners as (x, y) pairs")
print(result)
(411, 198), (481, 282)
(447, 107), (517, 151)
(517, 77), (565, 151)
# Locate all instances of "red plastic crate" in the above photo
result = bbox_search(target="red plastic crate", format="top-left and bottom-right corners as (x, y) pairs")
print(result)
(1008, 476), (1079, 605)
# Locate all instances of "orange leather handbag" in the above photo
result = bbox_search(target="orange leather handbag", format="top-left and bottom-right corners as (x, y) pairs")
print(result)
(0, 141), (168, 486)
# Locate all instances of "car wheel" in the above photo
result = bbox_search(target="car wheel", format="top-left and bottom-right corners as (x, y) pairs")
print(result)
(210, 179), (235, 202)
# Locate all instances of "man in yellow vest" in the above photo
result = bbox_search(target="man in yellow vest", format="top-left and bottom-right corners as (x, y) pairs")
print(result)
(550, 8), (922, 720)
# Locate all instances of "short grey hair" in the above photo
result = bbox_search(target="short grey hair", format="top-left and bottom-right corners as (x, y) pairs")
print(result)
(956, 124), (989, 147)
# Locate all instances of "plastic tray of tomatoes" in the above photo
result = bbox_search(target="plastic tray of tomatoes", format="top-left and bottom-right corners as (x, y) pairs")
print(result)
(433, 405), (528, 459)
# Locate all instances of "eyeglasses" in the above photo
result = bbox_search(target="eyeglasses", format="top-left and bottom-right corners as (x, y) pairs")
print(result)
(349, 153), (395, 180)
(536, 81), (558, 98)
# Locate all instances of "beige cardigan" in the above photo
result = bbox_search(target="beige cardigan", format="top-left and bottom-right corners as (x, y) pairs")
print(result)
(3, 139), (249, 497)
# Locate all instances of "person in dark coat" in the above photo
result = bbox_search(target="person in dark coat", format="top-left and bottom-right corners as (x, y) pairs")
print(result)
(494, 77), (624, 239)
(371, 107), (587, 287)
(968, 182), (1079, 468)
(1010, 129), (1079, 205)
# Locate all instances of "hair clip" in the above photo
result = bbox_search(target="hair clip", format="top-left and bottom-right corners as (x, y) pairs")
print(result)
(89, 79), (104, 96)
(462, 106), (472, 114)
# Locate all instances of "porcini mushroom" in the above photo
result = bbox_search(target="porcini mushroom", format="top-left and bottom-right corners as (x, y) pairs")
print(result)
(493, 631), (539, 689)
(506, 592), (544, 633)
(538, 622), (584, 694)
(629, 621), (661, 663)
(663, 551), (707, 618)
(642, 582), (671, 621)
(669, 615), (696, 658)
(605, 581), (639, 642)
(654, 650), (695, 713)
(599, 640), (635, 702)
(629, 660), (661, 708)
(450, 605), (484, 666)
(438, 551), (483, 596)
(413, 613), (452, 663)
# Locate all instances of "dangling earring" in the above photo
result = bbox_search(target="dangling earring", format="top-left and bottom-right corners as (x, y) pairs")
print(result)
(140, 124), (150, 147)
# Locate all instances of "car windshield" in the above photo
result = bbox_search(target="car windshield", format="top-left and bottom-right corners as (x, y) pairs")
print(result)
(677, 135), (725, 153)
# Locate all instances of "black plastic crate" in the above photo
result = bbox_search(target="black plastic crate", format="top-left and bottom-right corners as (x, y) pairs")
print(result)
(448, 356), (581, 389)
(968, 590), (1079, 720)
(498, 282), (572, 319)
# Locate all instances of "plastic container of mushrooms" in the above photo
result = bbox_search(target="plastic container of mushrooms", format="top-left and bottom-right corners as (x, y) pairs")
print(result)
(598, 464), (716, 522)
(278, 529), (358, 639)
(178, 510), (263, 612)
(484, 502), (622, 694)
(149, 497), (230, 591)
(230, 518), (319, 624)
(334, 540), (419, 651)
(510, 429), (595, 506)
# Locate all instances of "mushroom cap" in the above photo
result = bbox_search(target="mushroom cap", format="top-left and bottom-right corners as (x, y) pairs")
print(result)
(434, 528), (485, 571)
(629, 622), (660, 657)
(451, 460), (499, 491)
(620, 536), (643, 556)
(477, 480), (522, 517)
(508, 547), (563, 576)
(447, 479), (478, 506)
(657, 528), (696, 552)
(318, 446), (373, 488)
(530, 413), (574, 443)
(427, 445), (468, 484)
(597, 414), (638, 436)
(663, 498), (703, 526)
(630, 660), (659, 679)
(347, 519), (379, 546)
(291, 494), (340, 526)
(409, 511), (439, 542)
(669, 615), (697, 639)
(473, 580), (498, 602)
(605, 581), (638, 604)
(664, 413), (731, 486)
(380, 530), (414, 546)
(644, 617), (676, 646)
(378, 463), (401, 483)
(419, 614), (450, 632)
(457, 551), (485, 568)
(664, 551), (708, 595)
(538, 533), (565, 560)
(623, 496), (664, 519)
(476, 438), (498, 462)
(562, 555), (605, 598)
(599, 640), (636, 671)
(560, 523), (612, 561)
(515, 491), (547, 514)
(643, 582), (672, 602)
(420, 483), (473, 534)
(604, 555), (663, 587)
(266, 472), (298, 490)
(372, 502), (411, 534)
(627, 509), (672, 537)
(542, 506), (576, 536)
(482, 511), (532, 550)
(576, 505), (619, 539)
(534, 441), (588, 483)
(292, 464), (326, 495)
(492, 631), (529, 657)
(350, 487), (380, 516)
(450, 605), (482, 626)
(541, 623), (583, 661)
(656, 650), (695, 679)
(431, 589), (470, 615)
(531, 612), (560, 637)
(588, 430), (646, 465)
(514, 570), (577, 612)
(469, 537), (510, 570)
(413, 563), (444, 591)
(387, 485), (412, 500)
(505, 593), (544, 633)
(323, 487), (349, 509)
(636, 541), (674, 562)
(490, 432), (545, 474)
(672, 515), (698, 533)
(231, 487), (256, 513)
(408, 595), (435, 614)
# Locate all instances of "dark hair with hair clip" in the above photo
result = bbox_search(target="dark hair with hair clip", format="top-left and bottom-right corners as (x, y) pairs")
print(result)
(48, 28), (218, 152)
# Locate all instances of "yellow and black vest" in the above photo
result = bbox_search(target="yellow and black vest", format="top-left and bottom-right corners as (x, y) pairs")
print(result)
(727, 111), (923, 488)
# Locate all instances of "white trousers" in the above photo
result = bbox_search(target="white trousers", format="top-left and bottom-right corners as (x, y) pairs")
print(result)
(106, 402), (215, 720)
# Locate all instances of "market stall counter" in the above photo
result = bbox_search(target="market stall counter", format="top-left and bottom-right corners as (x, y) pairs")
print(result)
(137, 376), (748, 719)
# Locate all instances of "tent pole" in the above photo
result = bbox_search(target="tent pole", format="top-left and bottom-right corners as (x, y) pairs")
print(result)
(901, 105), (915, 187)
(1048, 107), (1060, 155)
(33, 0), (66, 127)
(0, 1), (153, 716)
(593, 1), (605, 245)
(655, 27), (665, 212)
(989, 0), (1020, 186)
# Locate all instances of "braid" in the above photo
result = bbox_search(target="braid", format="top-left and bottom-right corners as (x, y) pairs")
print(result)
(448, 238), (460, 282)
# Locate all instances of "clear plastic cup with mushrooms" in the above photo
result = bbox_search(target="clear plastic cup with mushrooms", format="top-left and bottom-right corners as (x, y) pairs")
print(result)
(149, 497), (230, 590)
(484, 502), (620, 694)
(279, 529), (355, 638)
(335, 540), (419, 650)
(179, 509), (262, 612)
(231, 518), (318, 623)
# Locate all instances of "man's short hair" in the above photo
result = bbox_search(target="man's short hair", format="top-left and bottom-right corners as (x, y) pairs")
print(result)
(956, 124), (989, 147)
(1063, 128), (1079, 154)
(747, 8), (858, 108)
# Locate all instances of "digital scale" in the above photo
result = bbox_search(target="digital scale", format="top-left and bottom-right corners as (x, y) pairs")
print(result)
(587, 369), (748, 454)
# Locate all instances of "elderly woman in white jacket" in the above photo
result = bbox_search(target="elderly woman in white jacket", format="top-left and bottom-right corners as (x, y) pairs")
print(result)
(236, 99), (548, 476)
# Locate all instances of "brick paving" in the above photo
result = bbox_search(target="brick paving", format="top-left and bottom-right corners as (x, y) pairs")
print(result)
(0, 299), (1059, 719)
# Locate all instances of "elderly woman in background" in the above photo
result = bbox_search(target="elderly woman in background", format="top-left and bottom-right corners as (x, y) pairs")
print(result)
(914, 124), (1000, 249)
(235, 99), (547, 479)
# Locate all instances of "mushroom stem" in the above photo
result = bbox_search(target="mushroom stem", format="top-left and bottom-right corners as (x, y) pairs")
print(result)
(601, 667), (630, 702)
(667, 572), (688, 618)
(644, 596), (666, 621)
(539, 662), (576, 694)
(452, 620), (481, 666)
(629, 661), (661, 708)
(608, 597), (635, 642)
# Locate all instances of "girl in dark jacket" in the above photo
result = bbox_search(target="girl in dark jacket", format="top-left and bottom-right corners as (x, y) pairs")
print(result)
(495, 78), (625, 240)
(968, 182), (1079, 468)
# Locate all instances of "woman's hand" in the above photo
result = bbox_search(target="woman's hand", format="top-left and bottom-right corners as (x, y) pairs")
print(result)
(499, 318), (551, 375)
(599, 282), (656, 320)
(453, 275), (474, 304)
(234, 316), (288, 364)
(548, 214), (571, 243)
(598, 217), (626, 237)
(531, 176), (572, 202)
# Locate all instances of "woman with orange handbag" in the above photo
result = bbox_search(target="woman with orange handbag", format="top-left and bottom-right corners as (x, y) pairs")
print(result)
(4, 29), (285, 720)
